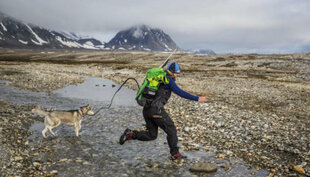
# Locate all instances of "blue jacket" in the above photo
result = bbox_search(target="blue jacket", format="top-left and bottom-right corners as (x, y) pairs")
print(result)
(163, 78), (199, 101)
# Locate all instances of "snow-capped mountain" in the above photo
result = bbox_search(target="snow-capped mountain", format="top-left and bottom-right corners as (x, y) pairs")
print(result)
(0, 12), (189, 52)
(58, 32), (83, 41)
(78, 38), (105, 49)
(0, 12), (104, 50)
(192, 49), (216, 54)
(106, 25), (180, 51)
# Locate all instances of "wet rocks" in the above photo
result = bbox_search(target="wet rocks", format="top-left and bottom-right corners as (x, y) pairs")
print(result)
(47, 170), (58, 176)
(0, 99), (47, 176)
(0, 63), (85, 92)
(59, 158), (68, 162)
(292, 165), (305, 174)
(189, 162), (217, 173)
(167, 93), (310, 176)
(1, 52), (310, 176)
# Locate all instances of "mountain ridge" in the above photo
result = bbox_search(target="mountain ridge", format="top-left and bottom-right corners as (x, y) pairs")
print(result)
(105, 24), (180, 51)
(0, 12), (105, 50)
(0, 11), (216, 53)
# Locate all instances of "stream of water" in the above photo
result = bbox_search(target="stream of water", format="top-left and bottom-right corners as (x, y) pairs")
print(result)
(0, 76), (269, 176)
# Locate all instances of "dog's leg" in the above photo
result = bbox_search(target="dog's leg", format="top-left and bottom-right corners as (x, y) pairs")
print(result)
(48, 126), (56, 136)
(42, 118), (49, 138)
(74, 123), (81, 137)
(78, 120), (82, 131)
(74, 123), (78, 137)
(42, 127), (48, 138)
(49, 121), (61, 136)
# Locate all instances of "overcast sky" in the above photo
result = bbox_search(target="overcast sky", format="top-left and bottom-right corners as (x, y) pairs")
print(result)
(1, 0), (310, 54)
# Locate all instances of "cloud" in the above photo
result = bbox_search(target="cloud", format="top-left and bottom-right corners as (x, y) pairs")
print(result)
(1, 0), (310, 53)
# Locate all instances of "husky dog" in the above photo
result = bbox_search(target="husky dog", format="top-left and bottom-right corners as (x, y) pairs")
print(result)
(32, 104), (94, 138)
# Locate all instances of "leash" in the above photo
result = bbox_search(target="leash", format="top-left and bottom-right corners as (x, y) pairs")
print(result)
(90, 50), (176, 116)
(90, 77), (140, 116)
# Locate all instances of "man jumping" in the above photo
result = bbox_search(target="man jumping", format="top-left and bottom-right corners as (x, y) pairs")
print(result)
(119, 62), (207, 160)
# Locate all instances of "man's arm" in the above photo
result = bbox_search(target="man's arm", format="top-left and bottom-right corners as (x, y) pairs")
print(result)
(167, 78), (199, 101)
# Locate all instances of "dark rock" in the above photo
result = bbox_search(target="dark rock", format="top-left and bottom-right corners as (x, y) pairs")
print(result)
(190, 162), (217, 173)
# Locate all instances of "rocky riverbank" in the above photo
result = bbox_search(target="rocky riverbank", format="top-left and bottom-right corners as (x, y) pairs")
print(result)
(0, 99), (58, 176)
(0, 51), (309, 176)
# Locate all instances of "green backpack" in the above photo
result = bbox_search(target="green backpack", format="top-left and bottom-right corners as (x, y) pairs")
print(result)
(136, 68), (169, 106)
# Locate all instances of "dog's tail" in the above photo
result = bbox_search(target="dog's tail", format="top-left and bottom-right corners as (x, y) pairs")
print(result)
(32, 105), (49, 116)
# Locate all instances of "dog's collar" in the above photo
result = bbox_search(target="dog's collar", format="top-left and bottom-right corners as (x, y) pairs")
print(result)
(78, 109), (83, 116)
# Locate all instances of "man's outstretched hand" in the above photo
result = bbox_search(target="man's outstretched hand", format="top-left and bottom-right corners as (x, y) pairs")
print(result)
(198, 96), (208, 103)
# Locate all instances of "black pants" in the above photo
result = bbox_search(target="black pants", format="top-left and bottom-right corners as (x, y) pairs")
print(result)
(133, 106), (179, 155)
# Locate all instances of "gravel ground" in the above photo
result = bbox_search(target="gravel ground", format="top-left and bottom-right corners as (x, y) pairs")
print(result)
(0, 51), (309, 176)
(0, 99), (46, 176)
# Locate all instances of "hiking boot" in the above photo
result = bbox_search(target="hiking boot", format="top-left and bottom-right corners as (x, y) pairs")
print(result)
(170, 152), (187, 160)
(119, 128), (133, 145)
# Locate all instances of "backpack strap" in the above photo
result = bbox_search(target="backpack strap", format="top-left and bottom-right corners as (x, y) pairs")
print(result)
(166, 70), (175, 78)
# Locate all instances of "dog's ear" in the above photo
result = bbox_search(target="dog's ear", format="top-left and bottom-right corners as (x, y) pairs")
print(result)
(86, 104), (90, 107)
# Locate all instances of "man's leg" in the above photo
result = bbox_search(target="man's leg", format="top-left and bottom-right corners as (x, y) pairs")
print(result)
(153, 108), (179, 156)
(119, 107), (158, 145)
(133, 117), (158, 141)
(132, 106), (158, 140)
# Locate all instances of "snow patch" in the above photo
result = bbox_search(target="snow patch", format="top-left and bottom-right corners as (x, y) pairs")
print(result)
(81, 41), (99, 50)
(85, 41), (94, 47)
(124, 39), (127, 43)
(143, 48), (151, 51)
(133, 28), (143, 38)
(0, 22), (7, 31)
(31, 39), (42, 45)
(18, 39), (28, 45)
(118, 47), (126, 50)
(82, 45), (98, 50)
(60, 32), (82, 40)
(56, 36), (81, 48)
(164, 44), (172, 51)
(25, 24), (48, 45)
(95, 45), (105, 49)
